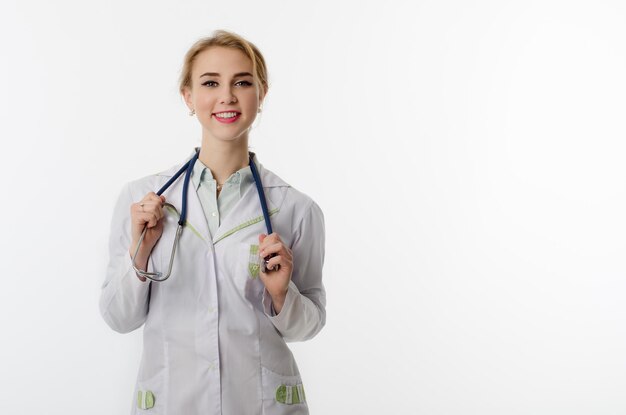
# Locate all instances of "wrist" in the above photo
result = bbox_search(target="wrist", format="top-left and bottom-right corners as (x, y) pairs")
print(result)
(269, 288), (288, 314)
(129, 249), (149, 271)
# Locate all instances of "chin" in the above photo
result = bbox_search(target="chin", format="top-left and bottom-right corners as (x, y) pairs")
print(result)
(204, 130), (249, 143)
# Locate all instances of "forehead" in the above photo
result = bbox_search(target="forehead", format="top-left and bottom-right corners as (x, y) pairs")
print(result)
(192, 46), (253, 76)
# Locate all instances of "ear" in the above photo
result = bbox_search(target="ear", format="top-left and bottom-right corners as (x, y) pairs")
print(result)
(182, 86), (193, 110)
(258, 88), (267, 108)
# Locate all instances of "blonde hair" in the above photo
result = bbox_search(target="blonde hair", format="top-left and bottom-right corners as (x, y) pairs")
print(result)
(178, 30), (269, 98)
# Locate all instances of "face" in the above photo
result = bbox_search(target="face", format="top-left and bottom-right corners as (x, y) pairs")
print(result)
(183, 46), (265, 144)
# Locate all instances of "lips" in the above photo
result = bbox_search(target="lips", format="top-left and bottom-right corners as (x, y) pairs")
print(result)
(213, 112), (241, 124)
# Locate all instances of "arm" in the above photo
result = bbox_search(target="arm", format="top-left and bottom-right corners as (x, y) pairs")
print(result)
(99, 183), (152, 333)
(262, 200), (326, 342)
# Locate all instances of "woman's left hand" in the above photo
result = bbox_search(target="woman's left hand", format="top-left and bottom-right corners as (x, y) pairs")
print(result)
(258, 233), (293, 314)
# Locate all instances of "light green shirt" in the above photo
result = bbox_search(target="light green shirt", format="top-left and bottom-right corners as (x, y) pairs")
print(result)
(190, 158), (255, 237)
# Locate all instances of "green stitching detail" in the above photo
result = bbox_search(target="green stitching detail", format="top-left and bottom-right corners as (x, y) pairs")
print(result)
(274, 384), (305, 405)
(164, 205), (206, 242)
(275, 385), (287, 403)
(249, 263), (260, 278)
(137, 390), (155, 409)
(145, 391), (154, 409)
(214, 208), (279, 244)
(249, 244), (260, 278)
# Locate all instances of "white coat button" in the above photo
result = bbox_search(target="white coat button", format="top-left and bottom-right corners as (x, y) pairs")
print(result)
(211, 211), (217, 217)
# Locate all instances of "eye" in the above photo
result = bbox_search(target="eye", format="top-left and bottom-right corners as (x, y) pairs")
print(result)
(202, 80), (218, 87)
(236, 80), (253, 87)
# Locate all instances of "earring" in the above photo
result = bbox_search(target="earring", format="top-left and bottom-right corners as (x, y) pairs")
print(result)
(189, 109), (195, 116)
(257, 107), (262, 113)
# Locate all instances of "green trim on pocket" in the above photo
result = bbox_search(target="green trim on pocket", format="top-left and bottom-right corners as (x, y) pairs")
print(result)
(275, 383), (306, 405)
(137, 390), (155, 409)
(248, 244), (260, 278)
(276, 385), (287, 403)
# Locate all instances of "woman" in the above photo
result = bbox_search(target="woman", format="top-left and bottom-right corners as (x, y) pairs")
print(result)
(99, 30), (326, 415)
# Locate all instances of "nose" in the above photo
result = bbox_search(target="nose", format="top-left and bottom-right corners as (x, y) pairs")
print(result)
(220, 88), (237, 104)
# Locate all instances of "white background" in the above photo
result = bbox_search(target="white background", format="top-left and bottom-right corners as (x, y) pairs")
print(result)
(1, 0), (625, 414)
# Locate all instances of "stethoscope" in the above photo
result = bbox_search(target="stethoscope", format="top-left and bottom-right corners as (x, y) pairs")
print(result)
(132, 148), (278, 282)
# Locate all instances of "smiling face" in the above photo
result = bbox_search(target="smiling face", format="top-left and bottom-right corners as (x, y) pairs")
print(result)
(182, 46), (265, 144)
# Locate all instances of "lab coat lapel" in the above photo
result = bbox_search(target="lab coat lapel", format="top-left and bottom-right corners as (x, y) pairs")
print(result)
(211, 180), (278, 244)
(212, 154), (285, 244)
(158, 161), (212, 246)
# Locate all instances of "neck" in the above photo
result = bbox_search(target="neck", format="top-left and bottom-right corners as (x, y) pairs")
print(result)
(198, 134), (249, 185)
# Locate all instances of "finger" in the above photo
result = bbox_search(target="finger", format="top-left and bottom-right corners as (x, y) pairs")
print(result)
(141, 192), (164, 206)
(140, 197), (163, 209)
(263, 255), (291, 272)
(259, 233), (278, 247)
(149, 211), (161, 227)
(148, 219), (163, 231)
(264, 232), (282, 244)
(134, 200), (153, 213)
(136, 201), (165, 220)
(147, 203), (165, 221)
(265, 255), (283, 269)
(260, 242), (283, 257)
(259, 233), (281, 251)
(135, 212), (160, 228)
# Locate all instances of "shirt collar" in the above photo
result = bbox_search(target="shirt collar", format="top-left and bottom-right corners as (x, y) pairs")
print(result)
(190, 154), (254, 198)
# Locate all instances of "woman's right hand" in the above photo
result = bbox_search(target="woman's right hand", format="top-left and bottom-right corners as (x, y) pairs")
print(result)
(128, 192), (166, 275)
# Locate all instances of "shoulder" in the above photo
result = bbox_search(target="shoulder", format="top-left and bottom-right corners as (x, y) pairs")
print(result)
(121, 161), (185, 201)
(284, 185), (318, 214)
(261, 166), (324, 225)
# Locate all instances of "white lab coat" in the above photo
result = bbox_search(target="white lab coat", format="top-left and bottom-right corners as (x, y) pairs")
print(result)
(100, 152), (326, 415)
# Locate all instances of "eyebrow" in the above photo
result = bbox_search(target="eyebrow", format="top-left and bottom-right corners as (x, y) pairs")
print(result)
(199, 72), (253, 78)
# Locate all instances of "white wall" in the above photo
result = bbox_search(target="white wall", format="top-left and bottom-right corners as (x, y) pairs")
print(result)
(1, 0), (625, 413)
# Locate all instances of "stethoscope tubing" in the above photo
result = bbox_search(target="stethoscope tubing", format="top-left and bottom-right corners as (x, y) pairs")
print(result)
(155, 149), (201, 226)
(249, 152), (273, 235)
(132, 149), (278, 282)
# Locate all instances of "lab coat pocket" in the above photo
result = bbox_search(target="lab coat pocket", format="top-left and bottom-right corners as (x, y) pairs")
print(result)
(134, 370), (165, 413)
(261, 366), (309, 414)
(237, 242), (264, 305)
